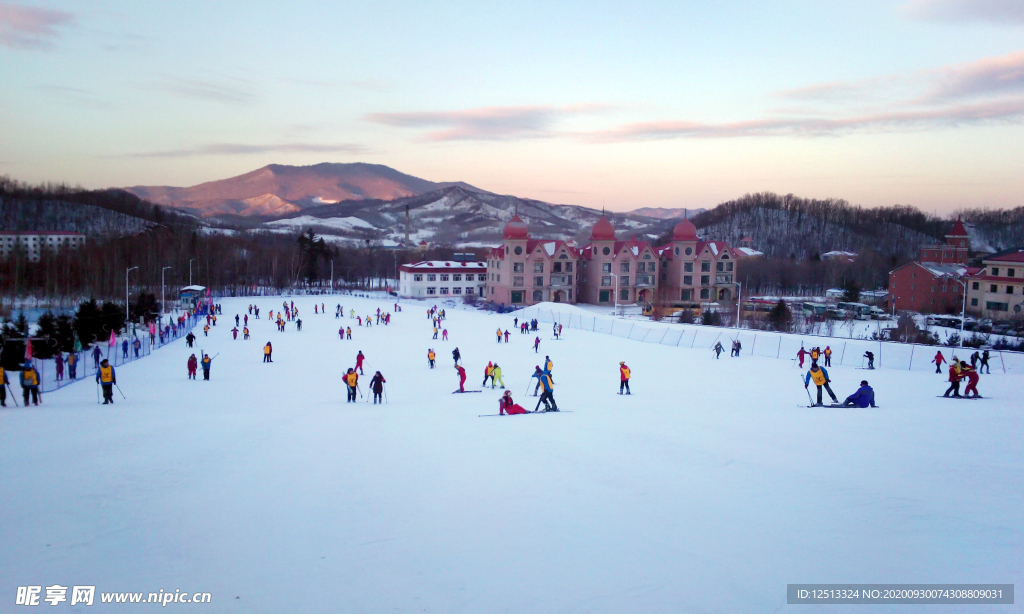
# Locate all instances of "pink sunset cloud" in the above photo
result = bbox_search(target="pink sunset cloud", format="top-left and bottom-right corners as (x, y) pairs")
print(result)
(0, 2), (73, 49)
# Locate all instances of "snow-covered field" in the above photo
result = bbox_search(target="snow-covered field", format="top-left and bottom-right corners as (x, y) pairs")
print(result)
(2, 296), (1021, 612)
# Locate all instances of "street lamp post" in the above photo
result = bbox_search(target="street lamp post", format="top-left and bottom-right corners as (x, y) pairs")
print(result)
(161, 266), (172, 320)
(330, 260), (334, 294)
(126, 266), (139, 332)
(736, 281), (742, 329)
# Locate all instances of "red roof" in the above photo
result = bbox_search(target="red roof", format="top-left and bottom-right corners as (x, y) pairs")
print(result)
(581, 238), (655, 260)
(589, 215), (616, 241)
(947, 216), (968, 237)
(502, 214), (530, 240)
(672, 218), (698, 241)
(986, 250), (1024, 263)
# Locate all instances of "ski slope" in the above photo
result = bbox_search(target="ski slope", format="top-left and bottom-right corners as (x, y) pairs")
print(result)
(2, 295), (1021, 613)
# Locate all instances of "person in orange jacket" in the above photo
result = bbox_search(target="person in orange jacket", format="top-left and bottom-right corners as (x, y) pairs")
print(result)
(619, 361), (631, 395)
(344, 368), (359, 402)
(482, 361), (494, 387)
(933, 351), (946, 374)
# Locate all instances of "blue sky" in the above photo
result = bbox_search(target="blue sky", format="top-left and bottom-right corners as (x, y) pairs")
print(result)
(1, 0), (1022, 212)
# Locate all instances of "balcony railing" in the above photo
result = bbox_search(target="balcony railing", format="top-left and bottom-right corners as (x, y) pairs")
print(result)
(715, 275), (734, 284)
(550, 275), (574, 287)
(635, 275), (655, 287)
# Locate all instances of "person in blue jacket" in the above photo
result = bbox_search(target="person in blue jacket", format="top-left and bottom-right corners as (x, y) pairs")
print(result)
(840, 380), (876, 408)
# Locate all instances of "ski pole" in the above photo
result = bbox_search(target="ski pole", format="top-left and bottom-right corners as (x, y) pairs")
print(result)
(356, 384), (363, 399)
(96, 382), (100, 404)
(801, 374), (814, 406)
(383, 385), (388, 404)
(7, 383), (19, 407)
(115, 384), (126, 399)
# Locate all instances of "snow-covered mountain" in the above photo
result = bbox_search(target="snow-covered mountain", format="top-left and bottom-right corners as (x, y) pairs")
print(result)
(257, 186), (674, 246)
(626, 207), (705, 219)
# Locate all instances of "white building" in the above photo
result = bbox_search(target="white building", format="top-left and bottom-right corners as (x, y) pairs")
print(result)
(399, 261), (488, 299)
(0, 231), (87, 262)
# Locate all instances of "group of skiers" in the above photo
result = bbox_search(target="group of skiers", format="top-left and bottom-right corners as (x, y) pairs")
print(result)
(796, 345), (833, 368)
(942, 357), (983, 398)
(803, 363), (877, 408)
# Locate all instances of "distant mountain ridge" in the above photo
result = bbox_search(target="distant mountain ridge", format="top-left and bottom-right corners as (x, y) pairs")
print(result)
(126, 162), (489, 218)
(627, 207), (705, 219)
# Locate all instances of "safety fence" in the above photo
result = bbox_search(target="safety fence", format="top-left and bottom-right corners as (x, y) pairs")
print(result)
(516, 306), (1024, 375)
(13, 311), (203, 396)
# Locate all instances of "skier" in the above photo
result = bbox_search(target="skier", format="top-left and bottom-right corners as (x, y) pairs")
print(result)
(796, 347), (807, 368)
(491, 363), (505, 388)
(203, 324), (210, 337)
(186, 332), (196, 347)
(187, 354), (198, 380)
(370, 371), (386, 404)
(532, 366), (558, 412)
(840, 380), (877, 408)
(92, 345), (102, 368)
(264, 342), (273, 363)
(970, 351), (980, 368)
(345, 368), (359, 402)
(544, 356), (553, 374)
(499, 390), (528, 415)
(553, 323), (558, 339)
(0, 364), (7, 406)
(514, 317), (519, 329)
(455, 363), (467, 392)
(243, 326), (250, 340)
(713, 341), (724, 359)
(452, 347), (461, 366)
(133, 337), (141, 357)
(943, 359), (963, 397)
(339, 327), (345, 340)
(231, 326), (239, 340)
(619, 361), (631, 395)
(804, 363), (838, 406)
(442, 329), (448, 341)
(433, 326), (438, 340)
(732, 339), (742, 357)
(95, 359), (114, 405)
(428, 349), (436, 368)
(67, 352), (77, 379)
(933, 350), (946, 373)
(53, 353), (64, 381)
(497, 328), (503, 343)
(346, 327), (352, 340)
(212, 315), (217, 327)
(122, 339), (129, 359)
(296, 319), (302, 331)
(961, 362), (981, 397)
(482, 362), (494, 387)
(824, 346), (832, 367)
(356, 351), (365, 375)
(244, 314), (249, 326)
(980, 350), (991, 374)
(534, 336), (541, 353)
(503, 330), (510, 342)
(863, 351), (874, 370)
(557, 323), (563, 338)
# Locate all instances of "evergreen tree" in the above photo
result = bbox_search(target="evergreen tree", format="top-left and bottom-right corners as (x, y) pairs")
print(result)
(768, 300), (792, 332)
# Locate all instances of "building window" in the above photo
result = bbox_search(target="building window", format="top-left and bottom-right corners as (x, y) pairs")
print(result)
(565, 262), (573, 272)
(599, 290), (610, 302)
(452, 287), (462, 294)
(511, 291), (524, 303)
(568, 290), (572, 300)
(553, 262), (562, 273)
(620, 275), (629, 286)
(684, 262), (693, 273)
(440, 274), (449, 281)
(717, 262), (724, 272)
(992, 267), (1000, 276)
(972, 282), (979, 290)
(453, 274), (462, 281)
(683, 275), (692, 285)
(413, 274), (423, 282)
(620, 262), (630, 273)
(681, 289), (692, 301)
(466, 287), (474, 295)
(700, 288), (710, 299)
(513, 276), (524, 287)
(990, 284), (998, 292)
(1008, 268), (1016, 277)
(513, 262), (524, 272)
(440, 287), (449, 294)
(1008, 286), (1015, 294)
(534, 262), (544, 273)
(601, 276), (612, 287)
(620, 289), (629, 301)
(514, 246), (523, 255)
(727, 262), (734, 272)
(534, 276), (544, 286)
(427, 287), (436, 295)
(475, 274), (483, 281)
(533, 290), (543, 302)
(426, 274), (435, 282)
(701, 261), (711, 272)
(685, 247), (693, 255)
(490, 273), (494, 281)
(602, 247), (611, 256)
(660, 273), (666, 281)
(601, 262), (611, 273)
(970, 298), (978, 306)
(986, 301), (1008, 311)
(490, 286), (495, 295)
(700, 275), (709, 286)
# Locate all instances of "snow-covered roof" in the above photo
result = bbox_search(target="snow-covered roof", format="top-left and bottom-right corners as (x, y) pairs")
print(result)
(400, 260), (486, 270)
(543, 241), (556, 256)
(732, 247), (763, 257)
(821, 250), (857, 259)
(181, 285), (206, 292)
(918, 262), (969, 277)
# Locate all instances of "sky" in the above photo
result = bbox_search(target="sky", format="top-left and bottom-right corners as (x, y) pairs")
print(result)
(1, 0), (1022, 213)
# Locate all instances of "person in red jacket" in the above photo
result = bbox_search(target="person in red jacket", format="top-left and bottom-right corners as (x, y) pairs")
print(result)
(619, 361), (631, 395)
(961, 362), (981, 397)
(797, 347), (807, 368)
(534, 336), (541, 353)
(187, 354), (198, 380)
(933, 351), (946, 374)
(356, 350), (365, 375)
(499, 390), (528, 415)
(943, 360), (963, 397)
(455, 364), (467, 392)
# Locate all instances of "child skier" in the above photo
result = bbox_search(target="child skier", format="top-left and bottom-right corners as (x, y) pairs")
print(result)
(95, 359), (114, 405)
(713, 341), (724, 359)
(243, 326), (250, 340)
(201, 354), (212, 380)
(619, 361), (631, 395)
(943, 359), (962, 397)
(933, 351), (946, 373)
(804, 364), (838, 406)
(863, 351), (874, 369)
(534, 336), (541, 353)
(823, 346), (832, 367)
(187, 354), (198, 380)
(797, 347), (807, 368)
(264, 342), (273, 363)
(428, 349), (436, 368)
(483, 362), (494, 387)
(499, 390), (528, 415)
(532, 366), (558, 412)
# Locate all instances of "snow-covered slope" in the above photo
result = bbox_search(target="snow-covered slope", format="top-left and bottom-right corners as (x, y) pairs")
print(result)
(2, 295), (1020, 612)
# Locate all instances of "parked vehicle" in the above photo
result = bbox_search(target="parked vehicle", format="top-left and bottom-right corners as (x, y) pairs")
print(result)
(801, 302), (827, 317)
(869, 306), (890, 320)
(836, 302), (872, 320)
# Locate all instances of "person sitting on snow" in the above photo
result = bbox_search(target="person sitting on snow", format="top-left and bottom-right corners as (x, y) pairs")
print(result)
(499, 390), (528, 415)
(840, 380), (876, 407)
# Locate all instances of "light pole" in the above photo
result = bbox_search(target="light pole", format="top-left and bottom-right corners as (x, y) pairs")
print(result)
(189, 258), (195, 286)
(126, 266), (138, 332)
(161, 266), (172, 319)
(955, 277), (967, 348)
(330, 260), (334, 294)
(735, 281), (742, 329)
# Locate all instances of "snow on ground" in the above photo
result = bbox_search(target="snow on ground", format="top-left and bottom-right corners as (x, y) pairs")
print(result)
(2, 295), (1021, 612)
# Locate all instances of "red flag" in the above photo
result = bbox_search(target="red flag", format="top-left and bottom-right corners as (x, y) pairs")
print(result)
(24, 339), (32, 361)
(109, 331), (117, 347)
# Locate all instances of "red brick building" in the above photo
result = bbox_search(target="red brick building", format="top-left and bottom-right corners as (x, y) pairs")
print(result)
(888, 218), (979, 313)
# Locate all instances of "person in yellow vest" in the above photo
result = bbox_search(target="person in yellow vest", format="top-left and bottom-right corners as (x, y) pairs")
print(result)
(0, 364), (8, 406)
(496, 328), (503, 343)
(427, 349), (436, 368)
(823, 346), (832, 367)
(203, 324), (210, 336)
(804, 364), (838, 406)
(21, 362), (41, 406)
(810, 347), (820, 364)
(346, 327), (352, 340)
(344, 368), (359, 402)
(263, 342), (273, 363)
(95, 358), (116, 404)
(243, 326), (250, 340)
(483, 362), (494, 387)
(211, 314), (217, 326)
(619, 361), (631, 395)
(491, 362), (505, 389)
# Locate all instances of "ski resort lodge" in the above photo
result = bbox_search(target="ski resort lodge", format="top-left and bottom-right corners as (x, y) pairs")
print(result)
(483, 214), (747, 309)
(398, 261), (488, 299)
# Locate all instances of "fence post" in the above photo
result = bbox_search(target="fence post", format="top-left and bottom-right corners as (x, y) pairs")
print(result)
(840, 343), (846, 365)
(627, 323), (634, 339)
(751, 334), (756, 355)
(776, 336), (781, 358)
(908, 344), (914, 370)
(690, 331), (697, 348)
(999, 351), (1007, 374)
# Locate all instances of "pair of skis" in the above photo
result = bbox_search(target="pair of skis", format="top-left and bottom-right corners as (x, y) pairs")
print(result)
(478, 410), (573, 417)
